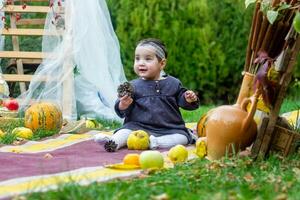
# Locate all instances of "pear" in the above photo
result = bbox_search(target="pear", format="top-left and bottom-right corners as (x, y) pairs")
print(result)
(168, 144), (188, 164)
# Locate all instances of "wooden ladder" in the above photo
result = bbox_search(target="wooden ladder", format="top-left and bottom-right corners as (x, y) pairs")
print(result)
(0, 0), (50, 95)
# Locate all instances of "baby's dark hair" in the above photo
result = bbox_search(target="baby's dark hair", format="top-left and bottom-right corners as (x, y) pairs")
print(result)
(137, 38), (168, 61)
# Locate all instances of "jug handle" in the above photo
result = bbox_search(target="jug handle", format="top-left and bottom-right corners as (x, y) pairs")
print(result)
(240, 91), (259, 132)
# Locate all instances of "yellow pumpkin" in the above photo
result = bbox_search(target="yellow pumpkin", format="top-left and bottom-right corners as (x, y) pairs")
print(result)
(12, 127), (33, 139)
(24, 102), (63, 131)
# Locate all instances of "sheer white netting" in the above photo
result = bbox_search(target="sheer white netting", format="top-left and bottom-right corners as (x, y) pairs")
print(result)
(18, 0), (126, 120)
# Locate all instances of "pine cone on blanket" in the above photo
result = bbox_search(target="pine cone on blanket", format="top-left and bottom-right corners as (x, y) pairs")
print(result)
(117, 82), (134, 98)
(104, 140), (118, 152)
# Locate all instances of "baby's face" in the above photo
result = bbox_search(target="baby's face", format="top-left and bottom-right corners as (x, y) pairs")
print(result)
(134, 46), (165, 80)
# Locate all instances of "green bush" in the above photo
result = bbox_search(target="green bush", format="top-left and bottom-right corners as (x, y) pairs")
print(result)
(107, 0), (253, 104)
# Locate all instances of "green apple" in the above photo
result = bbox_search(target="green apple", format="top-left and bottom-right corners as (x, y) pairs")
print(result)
(139, 150), (164, 169)
(168, 144), (188, 164)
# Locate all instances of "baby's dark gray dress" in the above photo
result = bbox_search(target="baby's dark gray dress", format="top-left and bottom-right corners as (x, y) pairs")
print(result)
(114, 75), (199, 144)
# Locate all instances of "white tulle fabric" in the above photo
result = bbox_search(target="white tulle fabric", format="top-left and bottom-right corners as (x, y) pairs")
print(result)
(18, 0), (126, 120)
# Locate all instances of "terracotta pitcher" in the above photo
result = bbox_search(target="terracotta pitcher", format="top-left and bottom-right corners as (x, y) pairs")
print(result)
(197, 72), (255, 138)
(204, 94), (258, 160)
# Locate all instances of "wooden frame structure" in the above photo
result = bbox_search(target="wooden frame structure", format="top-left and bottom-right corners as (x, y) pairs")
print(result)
(0, 0), (49, 94)
(251, 34), (300, 158)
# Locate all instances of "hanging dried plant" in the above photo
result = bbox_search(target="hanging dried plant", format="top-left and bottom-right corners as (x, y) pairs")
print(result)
(253, 51), (276, 107)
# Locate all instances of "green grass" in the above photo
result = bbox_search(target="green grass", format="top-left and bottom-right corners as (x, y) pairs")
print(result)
(181, 105), (215, 123)
(0, 118), (24, 145)
(24, 154), (300, 200)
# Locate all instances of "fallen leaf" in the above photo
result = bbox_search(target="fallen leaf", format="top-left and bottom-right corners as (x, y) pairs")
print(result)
(151, 193), (169, 200)
(292, 167), (300, 179)
(275, 193), (287, 200)
(243, 173), (254, 182)
(44, 153), (53, 159)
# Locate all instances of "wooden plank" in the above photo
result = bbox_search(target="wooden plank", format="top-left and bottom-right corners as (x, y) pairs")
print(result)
(3, 74), (33, 82)
(0, 28), (63, 36)
(3, 74), (48, 82)
(10, 13), (26, 93)
(0, 51), (47, 59)
(16, 18), (45, 26)
(14, 0), (49, 2)
(3, 5), (50, 13)
(251, 117), (269, 158)
(8, 58), (42, 66)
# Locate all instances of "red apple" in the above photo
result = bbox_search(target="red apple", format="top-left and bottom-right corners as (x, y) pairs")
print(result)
(4, 99), (19, 111)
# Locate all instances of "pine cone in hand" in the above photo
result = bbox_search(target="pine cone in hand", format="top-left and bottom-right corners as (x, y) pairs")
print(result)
(117, 82), (134, 98)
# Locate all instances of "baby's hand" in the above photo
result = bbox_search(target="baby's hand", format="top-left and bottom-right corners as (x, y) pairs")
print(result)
(184, 90), (198, 103)
(118, 95), (133, 110)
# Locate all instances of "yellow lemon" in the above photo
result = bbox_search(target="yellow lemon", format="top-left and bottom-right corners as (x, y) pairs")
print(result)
(168, 144), (188, 164)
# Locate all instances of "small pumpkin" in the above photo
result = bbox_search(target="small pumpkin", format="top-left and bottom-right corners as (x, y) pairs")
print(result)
(24, 102), (63, 131)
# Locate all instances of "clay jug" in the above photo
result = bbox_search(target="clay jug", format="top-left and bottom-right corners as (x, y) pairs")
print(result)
(204, 95), (258, 160)
(236, 72), (255, 105)
(197, 72), (255, 138)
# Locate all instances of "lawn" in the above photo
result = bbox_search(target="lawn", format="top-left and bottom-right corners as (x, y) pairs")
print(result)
(25, 154), (300, 200)
(20, 101), (300, 200)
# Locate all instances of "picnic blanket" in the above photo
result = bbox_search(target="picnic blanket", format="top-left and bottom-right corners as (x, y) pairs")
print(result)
(0, 124), (196, 199)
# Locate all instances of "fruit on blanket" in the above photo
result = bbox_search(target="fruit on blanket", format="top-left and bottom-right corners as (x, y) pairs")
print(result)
(85, 120), (96, 129)
(167, 145), (188, 164)
(12, 127), (33, 139)
(123, 153), (140, 166)
(104, 140), (118, 152)
(24, 102), (63, 131)
(0, 129), (5, 138)
(4, 99), (19, 111)
(127, 130), (149, 150)
(195, 137), (207, 158)
(139, 150), (164, 169)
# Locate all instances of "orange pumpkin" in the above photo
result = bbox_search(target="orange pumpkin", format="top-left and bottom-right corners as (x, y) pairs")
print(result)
(24, 102), (63, 131)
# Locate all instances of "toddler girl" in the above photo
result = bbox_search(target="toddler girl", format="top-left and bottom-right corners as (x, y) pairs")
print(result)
(95, 38), (199, 152)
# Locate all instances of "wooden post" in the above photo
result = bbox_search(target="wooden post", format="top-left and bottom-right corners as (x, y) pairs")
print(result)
(61, 2), (74, 119)
(9, 8), (26, 93)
